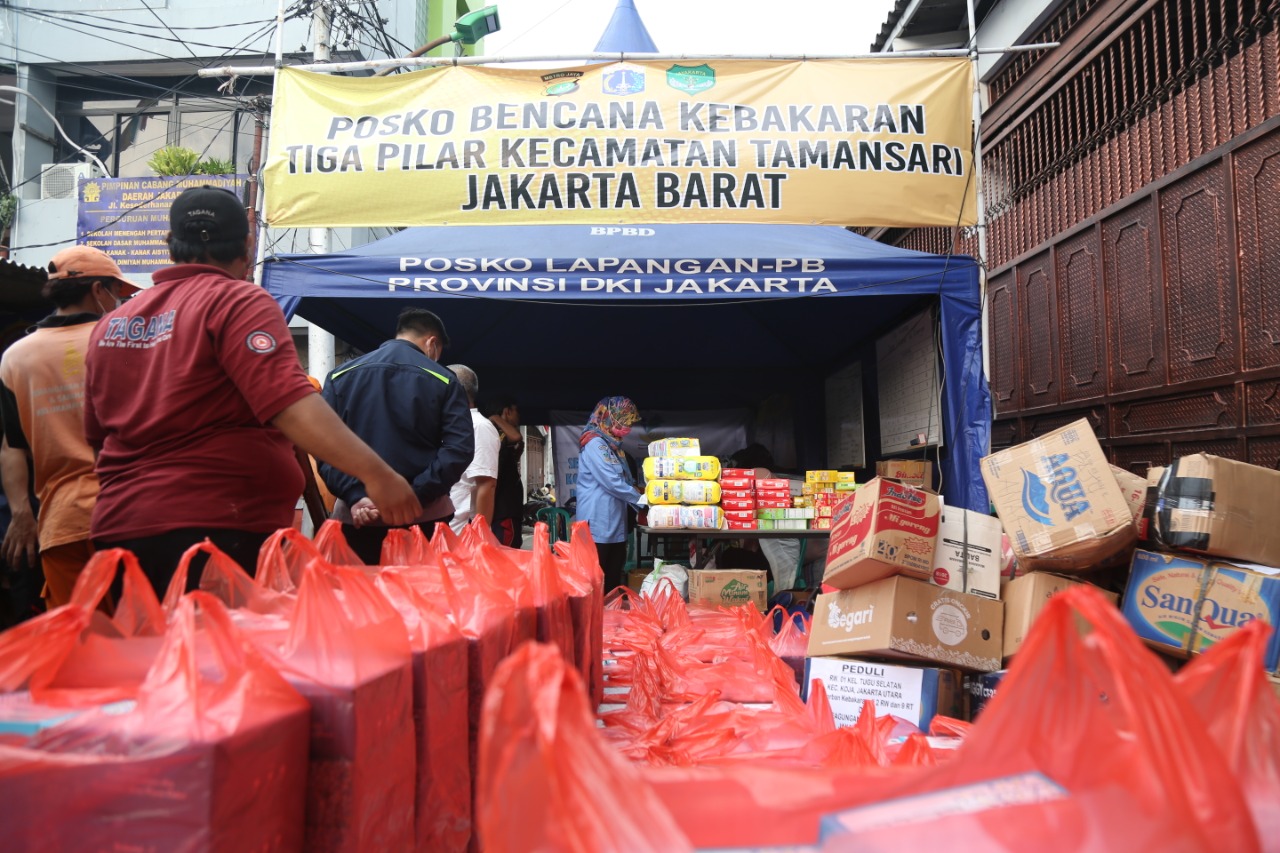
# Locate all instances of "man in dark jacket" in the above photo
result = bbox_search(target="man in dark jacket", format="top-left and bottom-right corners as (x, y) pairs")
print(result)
(320, 307), (474, 563)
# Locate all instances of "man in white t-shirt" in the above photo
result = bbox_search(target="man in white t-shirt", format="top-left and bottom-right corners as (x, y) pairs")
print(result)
(447, 364), (499, 532)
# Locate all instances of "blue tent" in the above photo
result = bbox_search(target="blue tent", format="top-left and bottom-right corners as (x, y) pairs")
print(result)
(264, 224), (991, 511)
(594, 0), (658, 53)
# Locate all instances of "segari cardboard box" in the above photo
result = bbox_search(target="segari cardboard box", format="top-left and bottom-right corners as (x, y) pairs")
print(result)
(931, 503), (1003, 600)
(981, 419), (1136, 573)
(808, 576), (1005, 672)
(822, 477), (940, 590)
(1002, 572), (1120, 660)
(1147, 454), (1280, 569)
(687, 569), (768, 613)
(1110, 464), (1148, 521)
(1122, 548), (1280, 671)
(802, 657), (962, 731)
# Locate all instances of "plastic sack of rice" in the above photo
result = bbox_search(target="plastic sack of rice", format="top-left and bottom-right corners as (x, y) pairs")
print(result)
(642, 456), (722, 482)
(646, 505), (725, 529)
(645, 480), (723, 506)
(647, 437), (701, 457)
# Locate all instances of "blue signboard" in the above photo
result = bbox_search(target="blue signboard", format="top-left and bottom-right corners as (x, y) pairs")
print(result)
(77, 175), (249, 274)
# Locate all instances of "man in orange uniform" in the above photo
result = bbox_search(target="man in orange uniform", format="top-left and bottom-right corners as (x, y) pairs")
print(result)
(0, 247), (136, 605)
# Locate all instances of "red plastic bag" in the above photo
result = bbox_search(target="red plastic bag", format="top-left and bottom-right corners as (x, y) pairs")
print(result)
(167, 539), (294, 617)
(245, 559), (416, 852)
(313, 518), (366, 566)
(478, 642), (692, 853)
(0, 592), (311, 852)
(817, 586), (1260, 851)
(381, 525), (432, 565)
(641, 587), (1262, 851)
(376, 570), (472, 852)
(765, 607), (811, 685)
(1176, 619), (1280, 846)
(256, 527), (324, 594)
(556, 522), (606, 706)
(0, 550), (167, 705)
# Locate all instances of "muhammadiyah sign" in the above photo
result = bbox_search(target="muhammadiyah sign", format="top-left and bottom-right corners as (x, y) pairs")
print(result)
(264, 59), (976, 228)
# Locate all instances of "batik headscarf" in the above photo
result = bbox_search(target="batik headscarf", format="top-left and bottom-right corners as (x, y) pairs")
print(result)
(579, 396), (641, 450)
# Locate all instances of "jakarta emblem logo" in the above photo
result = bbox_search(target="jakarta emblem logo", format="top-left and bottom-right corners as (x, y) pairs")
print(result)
(602, 68), (645, 96)
(667, 63), (716, 94)
(541, 71), (583, 96)
(246, 330), (277, 354)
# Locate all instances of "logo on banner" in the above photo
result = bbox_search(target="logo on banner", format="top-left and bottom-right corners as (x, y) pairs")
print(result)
(541, 71), (583, 96)
(602, 68), (645, 96)
(666, 63), (716, 94)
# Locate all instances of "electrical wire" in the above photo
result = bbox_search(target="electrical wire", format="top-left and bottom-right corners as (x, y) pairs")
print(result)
(8, 8), (277, 32)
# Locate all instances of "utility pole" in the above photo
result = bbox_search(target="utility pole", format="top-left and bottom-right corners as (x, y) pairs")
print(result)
(308, 0), (337, 385)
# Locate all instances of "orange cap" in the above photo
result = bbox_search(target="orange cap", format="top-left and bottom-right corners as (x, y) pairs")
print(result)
(47, 246), (140, 295)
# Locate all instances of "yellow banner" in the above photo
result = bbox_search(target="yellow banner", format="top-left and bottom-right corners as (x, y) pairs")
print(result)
(265, 59), (976, 228)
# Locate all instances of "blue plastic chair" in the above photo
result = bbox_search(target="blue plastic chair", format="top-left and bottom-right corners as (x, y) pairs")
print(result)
(535, 506), (572, 545)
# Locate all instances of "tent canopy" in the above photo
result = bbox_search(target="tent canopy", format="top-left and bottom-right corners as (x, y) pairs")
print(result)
(264, 223), (990, 510)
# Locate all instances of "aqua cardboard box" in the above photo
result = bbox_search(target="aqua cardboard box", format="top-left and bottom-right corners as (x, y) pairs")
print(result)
(981, 419), (1135, 573)
(802, 657), (962, 731)
(1122, 548), (1280, 671)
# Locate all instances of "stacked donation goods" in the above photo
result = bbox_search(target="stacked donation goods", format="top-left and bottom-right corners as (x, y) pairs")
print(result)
(479, 567), (1280, 850)
(797, 469), (856, 530)
(0, 518), (605, 852)
(644, 437), (725, 530)
(975, 419), (1280, 712)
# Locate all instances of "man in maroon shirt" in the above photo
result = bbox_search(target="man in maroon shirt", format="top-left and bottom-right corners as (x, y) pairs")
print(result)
(84, 185), (420, 595)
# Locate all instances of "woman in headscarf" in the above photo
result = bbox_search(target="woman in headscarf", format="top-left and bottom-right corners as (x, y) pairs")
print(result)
(575, 396), (643, 590)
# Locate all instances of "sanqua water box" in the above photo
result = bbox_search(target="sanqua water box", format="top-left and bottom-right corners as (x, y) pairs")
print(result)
(822, 477), (941, 590)
(808, 576), (1004, 673)
(981, 419), (1135, 573)
(1122, 548), (1280, 672)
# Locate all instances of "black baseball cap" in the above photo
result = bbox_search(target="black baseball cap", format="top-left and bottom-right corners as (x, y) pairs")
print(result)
(169, 185), (249, 242)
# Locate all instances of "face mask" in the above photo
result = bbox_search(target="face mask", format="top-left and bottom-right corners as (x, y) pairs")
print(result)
(613, 425), (632, 439)
(95, 290), (119, 316)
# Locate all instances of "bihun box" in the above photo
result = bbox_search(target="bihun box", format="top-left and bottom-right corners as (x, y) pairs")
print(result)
(822, 477), (940, 590)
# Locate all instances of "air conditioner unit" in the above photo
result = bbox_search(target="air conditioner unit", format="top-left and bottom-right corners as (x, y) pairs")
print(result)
(40, 163), (101, 200)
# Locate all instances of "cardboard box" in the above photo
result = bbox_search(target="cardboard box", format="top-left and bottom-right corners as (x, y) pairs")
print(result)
(1137, 465), (1166, 543)
(812, 517), (832, 530)
(981, 419), (1136, 573)
(1110, 464), (1147, 521)
(757, 478), (792, 492)
(726, 520), (759, 531)
(720, 489), (756, 502)
(755, 488), (793, 502)
(1147, 454), (1280, 569)
(822, 478), (941, 590)
(876, 459), (933, 488)
(808, 470), (839, 483)
(1002, 572), (1120, 660)
(802, 657), (962, 731)
(1122, 549), (1280, 671)
(626, 568), (649, 592)
(757, 498), (793, 509)
(688, 569), (768, 613)
(931, 504), (1003, 601)
(720, 468), (756, 479)
(837, 472), (858, 484)
(962, 670), (1006, 721)
(808, 576), (1004, 672)
(720, 498), (757, 512)
(758, 507), (816, 520)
